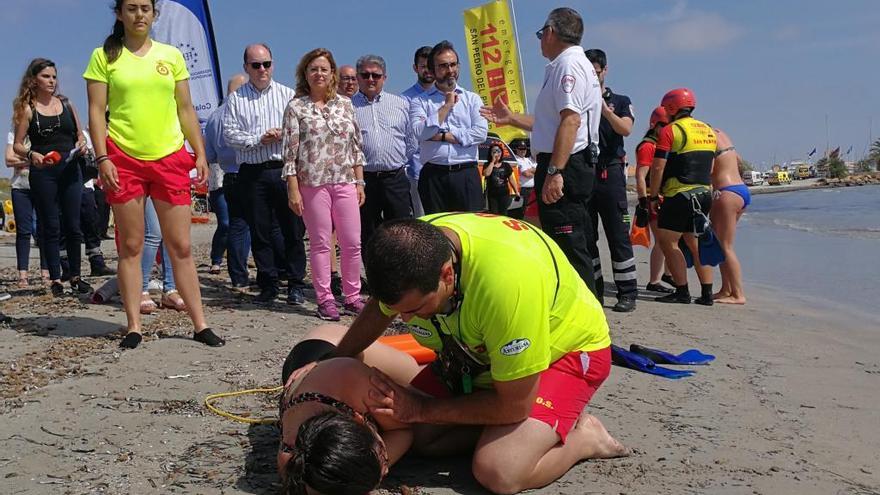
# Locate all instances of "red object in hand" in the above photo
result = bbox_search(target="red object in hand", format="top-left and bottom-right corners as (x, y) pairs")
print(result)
(43, 151), (61, 164)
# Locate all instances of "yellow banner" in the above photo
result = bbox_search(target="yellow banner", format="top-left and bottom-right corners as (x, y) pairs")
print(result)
(463, 0), (527, 143)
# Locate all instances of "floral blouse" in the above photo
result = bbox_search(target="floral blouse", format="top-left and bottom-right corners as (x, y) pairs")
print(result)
(281, 95), (365, 186)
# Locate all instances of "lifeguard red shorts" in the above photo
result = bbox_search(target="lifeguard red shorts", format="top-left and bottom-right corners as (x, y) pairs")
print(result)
(104, 138), (194, 206)
(410, 346), (611, 443)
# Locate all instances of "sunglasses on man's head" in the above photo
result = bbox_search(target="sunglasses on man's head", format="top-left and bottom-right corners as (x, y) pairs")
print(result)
(359, 72), (384, 81)
(249, 61), (272, 70)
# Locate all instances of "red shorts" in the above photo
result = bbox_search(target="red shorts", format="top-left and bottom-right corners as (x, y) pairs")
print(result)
(104, 138), (194, 206)
(410, 346), (611, 443)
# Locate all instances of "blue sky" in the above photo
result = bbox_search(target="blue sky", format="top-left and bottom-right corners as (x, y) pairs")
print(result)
(2, 0), (878, 175)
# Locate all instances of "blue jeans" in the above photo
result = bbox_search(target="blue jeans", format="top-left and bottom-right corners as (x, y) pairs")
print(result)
(208, 188), (229, 266)
(142, 198), (175, 292)
(11, 188), (47, 272)
(222, 172), (252, 286)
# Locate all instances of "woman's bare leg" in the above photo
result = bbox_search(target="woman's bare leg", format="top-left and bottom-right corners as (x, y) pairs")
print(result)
(711, 192), (746, 304)
(112, 197), (146, 336)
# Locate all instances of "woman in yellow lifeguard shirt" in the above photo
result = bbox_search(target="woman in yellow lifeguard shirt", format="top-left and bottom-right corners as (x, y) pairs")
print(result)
(84, 0), (223, 349)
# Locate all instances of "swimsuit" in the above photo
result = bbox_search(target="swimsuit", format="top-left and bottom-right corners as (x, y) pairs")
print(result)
(717, 183), (751, 209)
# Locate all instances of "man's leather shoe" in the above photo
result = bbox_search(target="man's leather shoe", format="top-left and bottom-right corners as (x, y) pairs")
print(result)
(612, 295), (637, 313)
(255, 287), (278, 304)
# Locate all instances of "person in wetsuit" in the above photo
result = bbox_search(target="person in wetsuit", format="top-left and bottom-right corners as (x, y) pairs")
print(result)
(710, 128), (749, 304)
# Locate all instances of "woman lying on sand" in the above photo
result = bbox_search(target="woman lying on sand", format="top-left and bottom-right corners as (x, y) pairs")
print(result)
(277, 325), (421, 494)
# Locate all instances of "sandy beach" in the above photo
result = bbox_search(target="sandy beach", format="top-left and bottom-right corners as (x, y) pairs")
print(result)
(0, 222), (878, 495)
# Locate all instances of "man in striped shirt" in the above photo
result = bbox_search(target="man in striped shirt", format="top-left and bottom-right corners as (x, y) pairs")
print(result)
(352, 54), (416, 244)
(222, 43), (307, 305)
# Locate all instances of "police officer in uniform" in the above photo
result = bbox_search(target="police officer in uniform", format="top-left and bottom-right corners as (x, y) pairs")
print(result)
(584, 49), (638, 312)
(480, 7), (602, 297)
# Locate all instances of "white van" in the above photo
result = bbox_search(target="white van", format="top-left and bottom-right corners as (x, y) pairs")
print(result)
(743, 170), (764, 186)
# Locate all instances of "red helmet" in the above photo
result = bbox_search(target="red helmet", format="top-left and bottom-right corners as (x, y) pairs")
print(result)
(649, 106), (669, 128)
(661, 88), (696, 117)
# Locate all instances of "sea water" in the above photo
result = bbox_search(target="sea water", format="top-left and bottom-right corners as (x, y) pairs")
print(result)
(736, 185), (880, 323)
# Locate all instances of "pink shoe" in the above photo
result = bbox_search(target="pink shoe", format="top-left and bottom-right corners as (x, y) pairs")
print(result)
(316, 300), (340, 321)
(343, 298), (365, 315)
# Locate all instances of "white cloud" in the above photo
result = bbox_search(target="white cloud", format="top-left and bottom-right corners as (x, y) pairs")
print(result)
(590, 3), (743, 55)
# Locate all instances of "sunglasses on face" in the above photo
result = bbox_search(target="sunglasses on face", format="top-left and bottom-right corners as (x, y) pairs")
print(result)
(536, 25), (550, 40)
(359, 72), (384, 81)
(340, 76), (357, 83)
(248, 61), (272, 70)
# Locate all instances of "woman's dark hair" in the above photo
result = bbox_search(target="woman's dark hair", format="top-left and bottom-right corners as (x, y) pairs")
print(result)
(104, 0), (158, 64)
(12, 58), (57, 126)
(365, 219), (452, 305)
(488, 143), (504, 163)
(282, 411), (382, 495)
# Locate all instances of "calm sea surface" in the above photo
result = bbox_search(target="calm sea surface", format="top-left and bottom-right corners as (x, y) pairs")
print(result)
(736, 185), (880, 323)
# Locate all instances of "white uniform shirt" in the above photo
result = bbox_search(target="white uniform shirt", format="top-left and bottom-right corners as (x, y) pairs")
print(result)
(515, 155), (537, 188)
(7, 131), (30, 190)
(530, 46), (601, 156)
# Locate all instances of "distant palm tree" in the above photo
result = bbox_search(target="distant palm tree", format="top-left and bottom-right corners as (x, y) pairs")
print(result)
(872, 138), (880, 170)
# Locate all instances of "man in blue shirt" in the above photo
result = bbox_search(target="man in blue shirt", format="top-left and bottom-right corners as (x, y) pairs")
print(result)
(352, 54), (416, 244)
(205, 74), (252, 288)
(409, 40), (489, 214)
(401, 46), (434, 217)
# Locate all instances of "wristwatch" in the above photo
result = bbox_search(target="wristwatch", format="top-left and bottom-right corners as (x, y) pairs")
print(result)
(355, 179), (366, 186)
(440, 131), (447, 142)
(546, 165), (561, 176)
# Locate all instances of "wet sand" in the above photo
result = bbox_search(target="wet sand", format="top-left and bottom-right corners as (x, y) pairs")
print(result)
(0, 223), (877, 494)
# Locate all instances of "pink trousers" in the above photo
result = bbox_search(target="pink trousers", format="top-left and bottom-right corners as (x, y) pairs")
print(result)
(299, 183), (361, 305)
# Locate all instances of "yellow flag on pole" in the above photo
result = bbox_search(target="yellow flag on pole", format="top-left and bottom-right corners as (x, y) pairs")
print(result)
(463, 0), (527, 143)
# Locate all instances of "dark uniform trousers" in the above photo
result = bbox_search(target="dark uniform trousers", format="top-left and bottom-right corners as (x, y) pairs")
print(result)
(237, 161), (307, 291)
(418, 162), (484, 214)
(221, 172), (252, 286)
(534, 150), (598, 297)
(361, 167), (413, 244)
(587, 162), (638, 298)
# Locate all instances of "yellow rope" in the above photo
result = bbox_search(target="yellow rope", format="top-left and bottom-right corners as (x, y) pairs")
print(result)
(204, 386), (283, 425)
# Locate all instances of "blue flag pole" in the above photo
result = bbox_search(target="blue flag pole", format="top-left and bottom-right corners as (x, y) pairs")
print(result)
(152, 0), (223, 125)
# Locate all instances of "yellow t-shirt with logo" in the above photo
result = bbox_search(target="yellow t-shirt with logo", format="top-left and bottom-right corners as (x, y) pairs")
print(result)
(655, 116), (716, 197)
(379, 213), (610, 387)
(83, 41), (189, 160)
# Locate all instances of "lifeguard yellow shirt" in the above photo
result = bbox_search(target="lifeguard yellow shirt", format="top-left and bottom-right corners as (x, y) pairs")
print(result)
(83, 41), (189, 160)
(379, 213), (610, 387)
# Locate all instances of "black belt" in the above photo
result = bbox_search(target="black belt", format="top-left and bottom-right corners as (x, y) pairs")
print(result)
(241, 160), (283, 170)
(364, 167), (404, 178)
(424, 161), (477, 172)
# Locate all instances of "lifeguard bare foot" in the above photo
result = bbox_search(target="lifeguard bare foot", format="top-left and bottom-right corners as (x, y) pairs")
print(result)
(573, 414), (629, 460)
